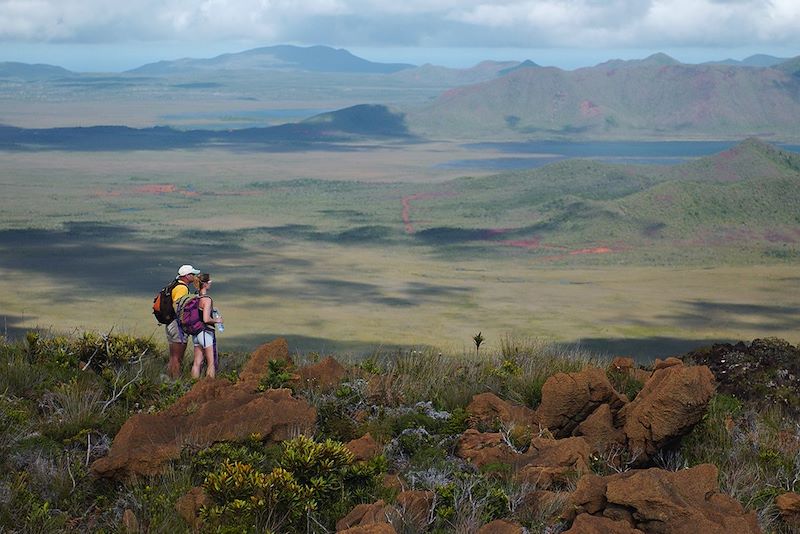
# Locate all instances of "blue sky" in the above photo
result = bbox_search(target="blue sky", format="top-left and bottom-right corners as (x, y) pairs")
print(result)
(1, 0), (799, 71)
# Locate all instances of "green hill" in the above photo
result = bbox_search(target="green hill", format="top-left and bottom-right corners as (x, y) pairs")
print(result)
(406, 139), (800, 262)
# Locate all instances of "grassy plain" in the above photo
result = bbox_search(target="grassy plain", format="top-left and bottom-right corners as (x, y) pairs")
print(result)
(2, 142), (798, 361)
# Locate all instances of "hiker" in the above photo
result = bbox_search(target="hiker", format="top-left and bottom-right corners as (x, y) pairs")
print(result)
(166, 264), (200, 378)
(191, 273), (223, 379)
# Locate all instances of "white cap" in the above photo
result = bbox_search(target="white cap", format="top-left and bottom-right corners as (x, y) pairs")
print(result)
(177, 264), (201, 277)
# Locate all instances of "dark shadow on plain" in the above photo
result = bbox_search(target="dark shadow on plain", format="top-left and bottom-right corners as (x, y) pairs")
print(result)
(222, 333), (409, 357)
(659, 300), (800, 332)
(559, 336), (735, 363)
(0, 105), (412, 152)
(0, 223), (248, 295)
(0, 314), (31, 341)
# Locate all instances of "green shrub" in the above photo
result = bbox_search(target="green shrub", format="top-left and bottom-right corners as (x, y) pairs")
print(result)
(312, 379), (369, 443)
(0, 349), (47, 397)
(258, 359), (295, 391)
(0, 472), (68, 532)
(189, 440), (283, 484)
(202, 435), (384, 533)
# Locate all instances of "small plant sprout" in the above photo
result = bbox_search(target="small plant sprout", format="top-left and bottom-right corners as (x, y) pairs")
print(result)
(473, 332), (485, 357)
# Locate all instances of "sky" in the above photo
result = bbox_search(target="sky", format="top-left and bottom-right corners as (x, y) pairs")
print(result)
(1, 0), (799, 72)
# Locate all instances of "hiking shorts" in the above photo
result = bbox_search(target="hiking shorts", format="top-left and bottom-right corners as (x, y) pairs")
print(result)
(165, 320), (187, 344)
(193, 330), (215, 349)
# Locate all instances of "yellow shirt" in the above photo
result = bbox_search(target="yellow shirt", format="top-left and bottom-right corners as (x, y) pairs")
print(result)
(171, 282), (189, 303)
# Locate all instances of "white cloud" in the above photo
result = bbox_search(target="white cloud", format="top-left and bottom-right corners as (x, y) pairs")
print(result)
(0, 0), (798, 52)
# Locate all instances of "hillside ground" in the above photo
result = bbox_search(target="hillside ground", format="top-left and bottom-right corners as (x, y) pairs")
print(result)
(1, 145), (798, 358)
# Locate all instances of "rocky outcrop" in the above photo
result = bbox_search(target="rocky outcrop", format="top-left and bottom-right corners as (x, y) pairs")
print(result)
(346, 432), (382, 461)
(336, 500), (394, 531)
(121, 509), (139, 533)
(456, 429), (514, 467)
(515, 436), (591, 489)
(467, 392), (538, 430)
(395, 490), (434, 531)
(175, 486), (211, 531)
(295, 356), (347, 391)
(336, 491), (432, 533)
(573, 403), (626, 454)
(776, 492), (800, 528)
(91, 338), (316, 479)
(240, 337), (293, 386)
(537, 367), (627, 438)
(565, 514), (644, 533)
(477, 519), (526, 533)
(568, 464), (760, 533)
(653, 357), (683, 371)
(618, 362), (715, 461)
(686, 337), (800, 415)
(338, 524), (397, 534)
(458, 361), (718, 491)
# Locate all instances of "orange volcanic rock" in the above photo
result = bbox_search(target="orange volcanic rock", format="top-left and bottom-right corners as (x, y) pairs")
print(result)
(91, 338), (316, 479)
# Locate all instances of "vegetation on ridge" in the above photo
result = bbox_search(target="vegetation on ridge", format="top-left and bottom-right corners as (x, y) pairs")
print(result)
(1, 330), (800, 532)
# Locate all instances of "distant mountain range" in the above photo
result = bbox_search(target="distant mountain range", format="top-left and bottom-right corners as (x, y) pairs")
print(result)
(2, 46), (800, 141)
(407, 53), (800, 140)
(0, 45), (792, 78)
(703, 54), (790, 67)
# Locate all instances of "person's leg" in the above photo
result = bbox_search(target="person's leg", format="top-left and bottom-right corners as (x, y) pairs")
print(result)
(191, 343), (204, 378)
(168, 342), (187, 378)
(166, 320), (187, 378)
(204, 346), (215, 378)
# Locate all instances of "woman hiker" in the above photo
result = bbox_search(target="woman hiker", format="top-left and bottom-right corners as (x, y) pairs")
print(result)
(191, 273), (223, 379)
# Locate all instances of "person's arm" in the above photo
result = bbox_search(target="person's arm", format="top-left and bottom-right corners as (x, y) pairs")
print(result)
(201, 297), (215, 324)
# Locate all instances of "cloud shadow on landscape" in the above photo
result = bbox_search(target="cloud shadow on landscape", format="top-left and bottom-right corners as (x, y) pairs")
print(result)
(560, 336), (734, 363)
(657, 300), (800, 332)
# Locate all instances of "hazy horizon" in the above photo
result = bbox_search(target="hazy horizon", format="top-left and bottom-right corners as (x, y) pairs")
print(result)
(2, 41), (797, 74)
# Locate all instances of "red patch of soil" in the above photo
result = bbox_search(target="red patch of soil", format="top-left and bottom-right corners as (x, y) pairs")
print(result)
(500, 238), (543, 248)
(765, 230), (797, 243)
(133, 184), (178, 194)
(580, 100), (602, 118)
(569, 246), (613, 255)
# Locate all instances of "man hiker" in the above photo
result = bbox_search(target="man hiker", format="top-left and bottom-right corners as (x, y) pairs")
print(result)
(167, 264), (201, 378)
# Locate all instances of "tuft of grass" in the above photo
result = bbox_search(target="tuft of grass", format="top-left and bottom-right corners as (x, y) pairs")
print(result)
(114, 464), (195, 533)
(40, 379), (105, 442)
(682, 395), (800, 533)
(372, 338), (595, 412)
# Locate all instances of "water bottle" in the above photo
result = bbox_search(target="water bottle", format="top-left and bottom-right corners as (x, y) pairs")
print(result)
(213, 308), (224, 332)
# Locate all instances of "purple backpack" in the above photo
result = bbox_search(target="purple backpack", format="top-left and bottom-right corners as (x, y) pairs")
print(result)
(176, 295), (207, 335)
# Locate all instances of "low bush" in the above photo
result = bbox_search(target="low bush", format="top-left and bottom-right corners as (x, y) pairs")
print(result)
(202, 435), (385, 533)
